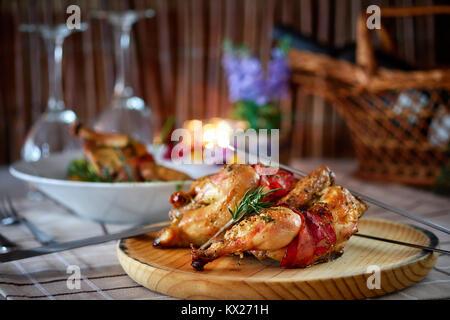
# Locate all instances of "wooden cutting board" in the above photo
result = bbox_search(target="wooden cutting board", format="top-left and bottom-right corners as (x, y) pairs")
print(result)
(117, 218), (439, 300)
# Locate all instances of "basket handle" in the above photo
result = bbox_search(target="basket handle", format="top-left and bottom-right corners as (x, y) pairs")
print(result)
(356, 6), (450, 76)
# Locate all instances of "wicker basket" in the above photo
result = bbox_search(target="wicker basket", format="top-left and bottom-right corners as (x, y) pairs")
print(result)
(289, 6), (450, 186)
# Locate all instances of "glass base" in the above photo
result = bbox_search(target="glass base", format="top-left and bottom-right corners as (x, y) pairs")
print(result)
(95, 98), (154, 145)
(22, 110), (80, 162)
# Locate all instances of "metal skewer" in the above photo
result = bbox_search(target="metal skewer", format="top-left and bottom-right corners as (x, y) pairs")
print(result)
(227, 145), (450, 235)
(354, 233), (449, 255)
(279, 163), (450, 235)
(199, 220), (234, 250)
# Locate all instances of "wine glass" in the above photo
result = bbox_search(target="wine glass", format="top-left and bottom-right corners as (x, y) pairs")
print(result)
(91, 9), (155, 145)
(20, 23), (88, 162)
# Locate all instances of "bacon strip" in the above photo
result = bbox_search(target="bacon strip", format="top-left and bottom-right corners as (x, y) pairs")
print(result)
(280, 205), (337, 268)
(252, 164), (298, 202)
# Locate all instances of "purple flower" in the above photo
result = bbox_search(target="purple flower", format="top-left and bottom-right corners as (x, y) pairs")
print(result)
(266, 48), (290, 101)
(222, 45), (290, 106)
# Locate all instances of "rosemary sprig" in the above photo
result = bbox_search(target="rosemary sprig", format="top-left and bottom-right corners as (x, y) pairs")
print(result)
(199, 187), (281, 250)
(228, 187), (281, 223)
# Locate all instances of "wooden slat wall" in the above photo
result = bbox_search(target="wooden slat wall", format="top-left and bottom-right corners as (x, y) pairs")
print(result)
(0, 0), (442, 164)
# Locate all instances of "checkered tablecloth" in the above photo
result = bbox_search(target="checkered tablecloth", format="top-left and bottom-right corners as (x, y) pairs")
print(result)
(0, 159), (449, 300)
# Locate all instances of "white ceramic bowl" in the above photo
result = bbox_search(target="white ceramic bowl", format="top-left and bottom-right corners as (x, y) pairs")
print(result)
(9, 150), (219, 224)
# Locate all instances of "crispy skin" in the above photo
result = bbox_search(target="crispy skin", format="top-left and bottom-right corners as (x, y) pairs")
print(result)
(189, 166), (368, 270)
(279, 166), (335, 208)
(249, 247), (287, 261)
(153, 164), (260, 247)
(250, 186), (368, 264)
(316, 186), (368, 252)
(191, 206), (302, 270)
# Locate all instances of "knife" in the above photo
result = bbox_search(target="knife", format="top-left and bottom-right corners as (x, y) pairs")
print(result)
(0, 222), (168, 263)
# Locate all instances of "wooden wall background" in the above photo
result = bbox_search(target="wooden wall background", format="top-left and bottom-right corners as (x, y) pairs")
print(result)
(0, 0), (445, 164)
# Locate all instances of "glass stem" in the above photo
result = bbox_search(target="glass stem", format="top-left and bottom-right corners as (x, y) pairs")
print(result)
(45, 35), (66, 112)
(113, 24), (133, 100)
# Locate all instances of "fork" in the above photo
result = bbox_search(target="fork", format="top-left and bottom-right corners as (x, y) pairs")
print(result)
(1, 196), (58, 246)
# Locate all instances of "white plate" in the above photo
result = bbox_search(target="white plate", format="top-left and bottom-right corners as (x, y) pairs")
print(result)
(9, 150), (220, 224)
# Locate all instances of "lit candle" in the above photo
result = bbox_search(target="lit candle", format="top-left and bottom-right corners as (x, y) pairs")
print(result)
(182, 118), (248, 163)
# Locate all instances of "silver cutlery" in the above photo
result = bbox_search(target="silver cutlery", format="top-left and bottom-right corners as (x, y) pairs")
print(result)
(0, 233), (18, 254)
(0, 197), (19, 226)
(1, 196), (58, 246)
(0, 220), (447, 264)
(0, 222), (169, 263)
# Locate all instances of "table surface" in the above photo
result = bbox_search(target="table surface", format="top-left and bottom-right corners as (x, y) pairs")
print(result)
(0, 159), (449, 300)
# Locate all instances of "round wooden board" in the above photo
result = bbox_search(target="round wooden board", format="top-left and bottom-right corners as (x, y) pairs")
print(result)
(117, 218), (439, 300)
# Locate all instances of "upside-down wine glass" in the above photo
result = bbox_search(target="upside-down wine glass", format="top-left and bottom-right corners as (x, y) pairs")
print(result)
(91, 9), (155, 145)
(20, 23), (88, 162)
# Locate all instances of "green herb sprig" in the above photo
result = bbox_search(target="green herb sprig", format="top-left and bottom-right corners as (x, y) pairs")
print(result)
(199, 187), (281, 250)
(67, 158), (107, 182)
(228, 187), (281, 223)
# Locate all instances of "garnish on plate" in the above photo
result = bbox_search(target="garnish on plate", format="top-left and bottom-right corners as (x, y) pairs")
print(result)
(68, 122), (191, 183)
(228, 187), (281, 223)
(197, 187), (282, 251)
(67, 158), (109, 182)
